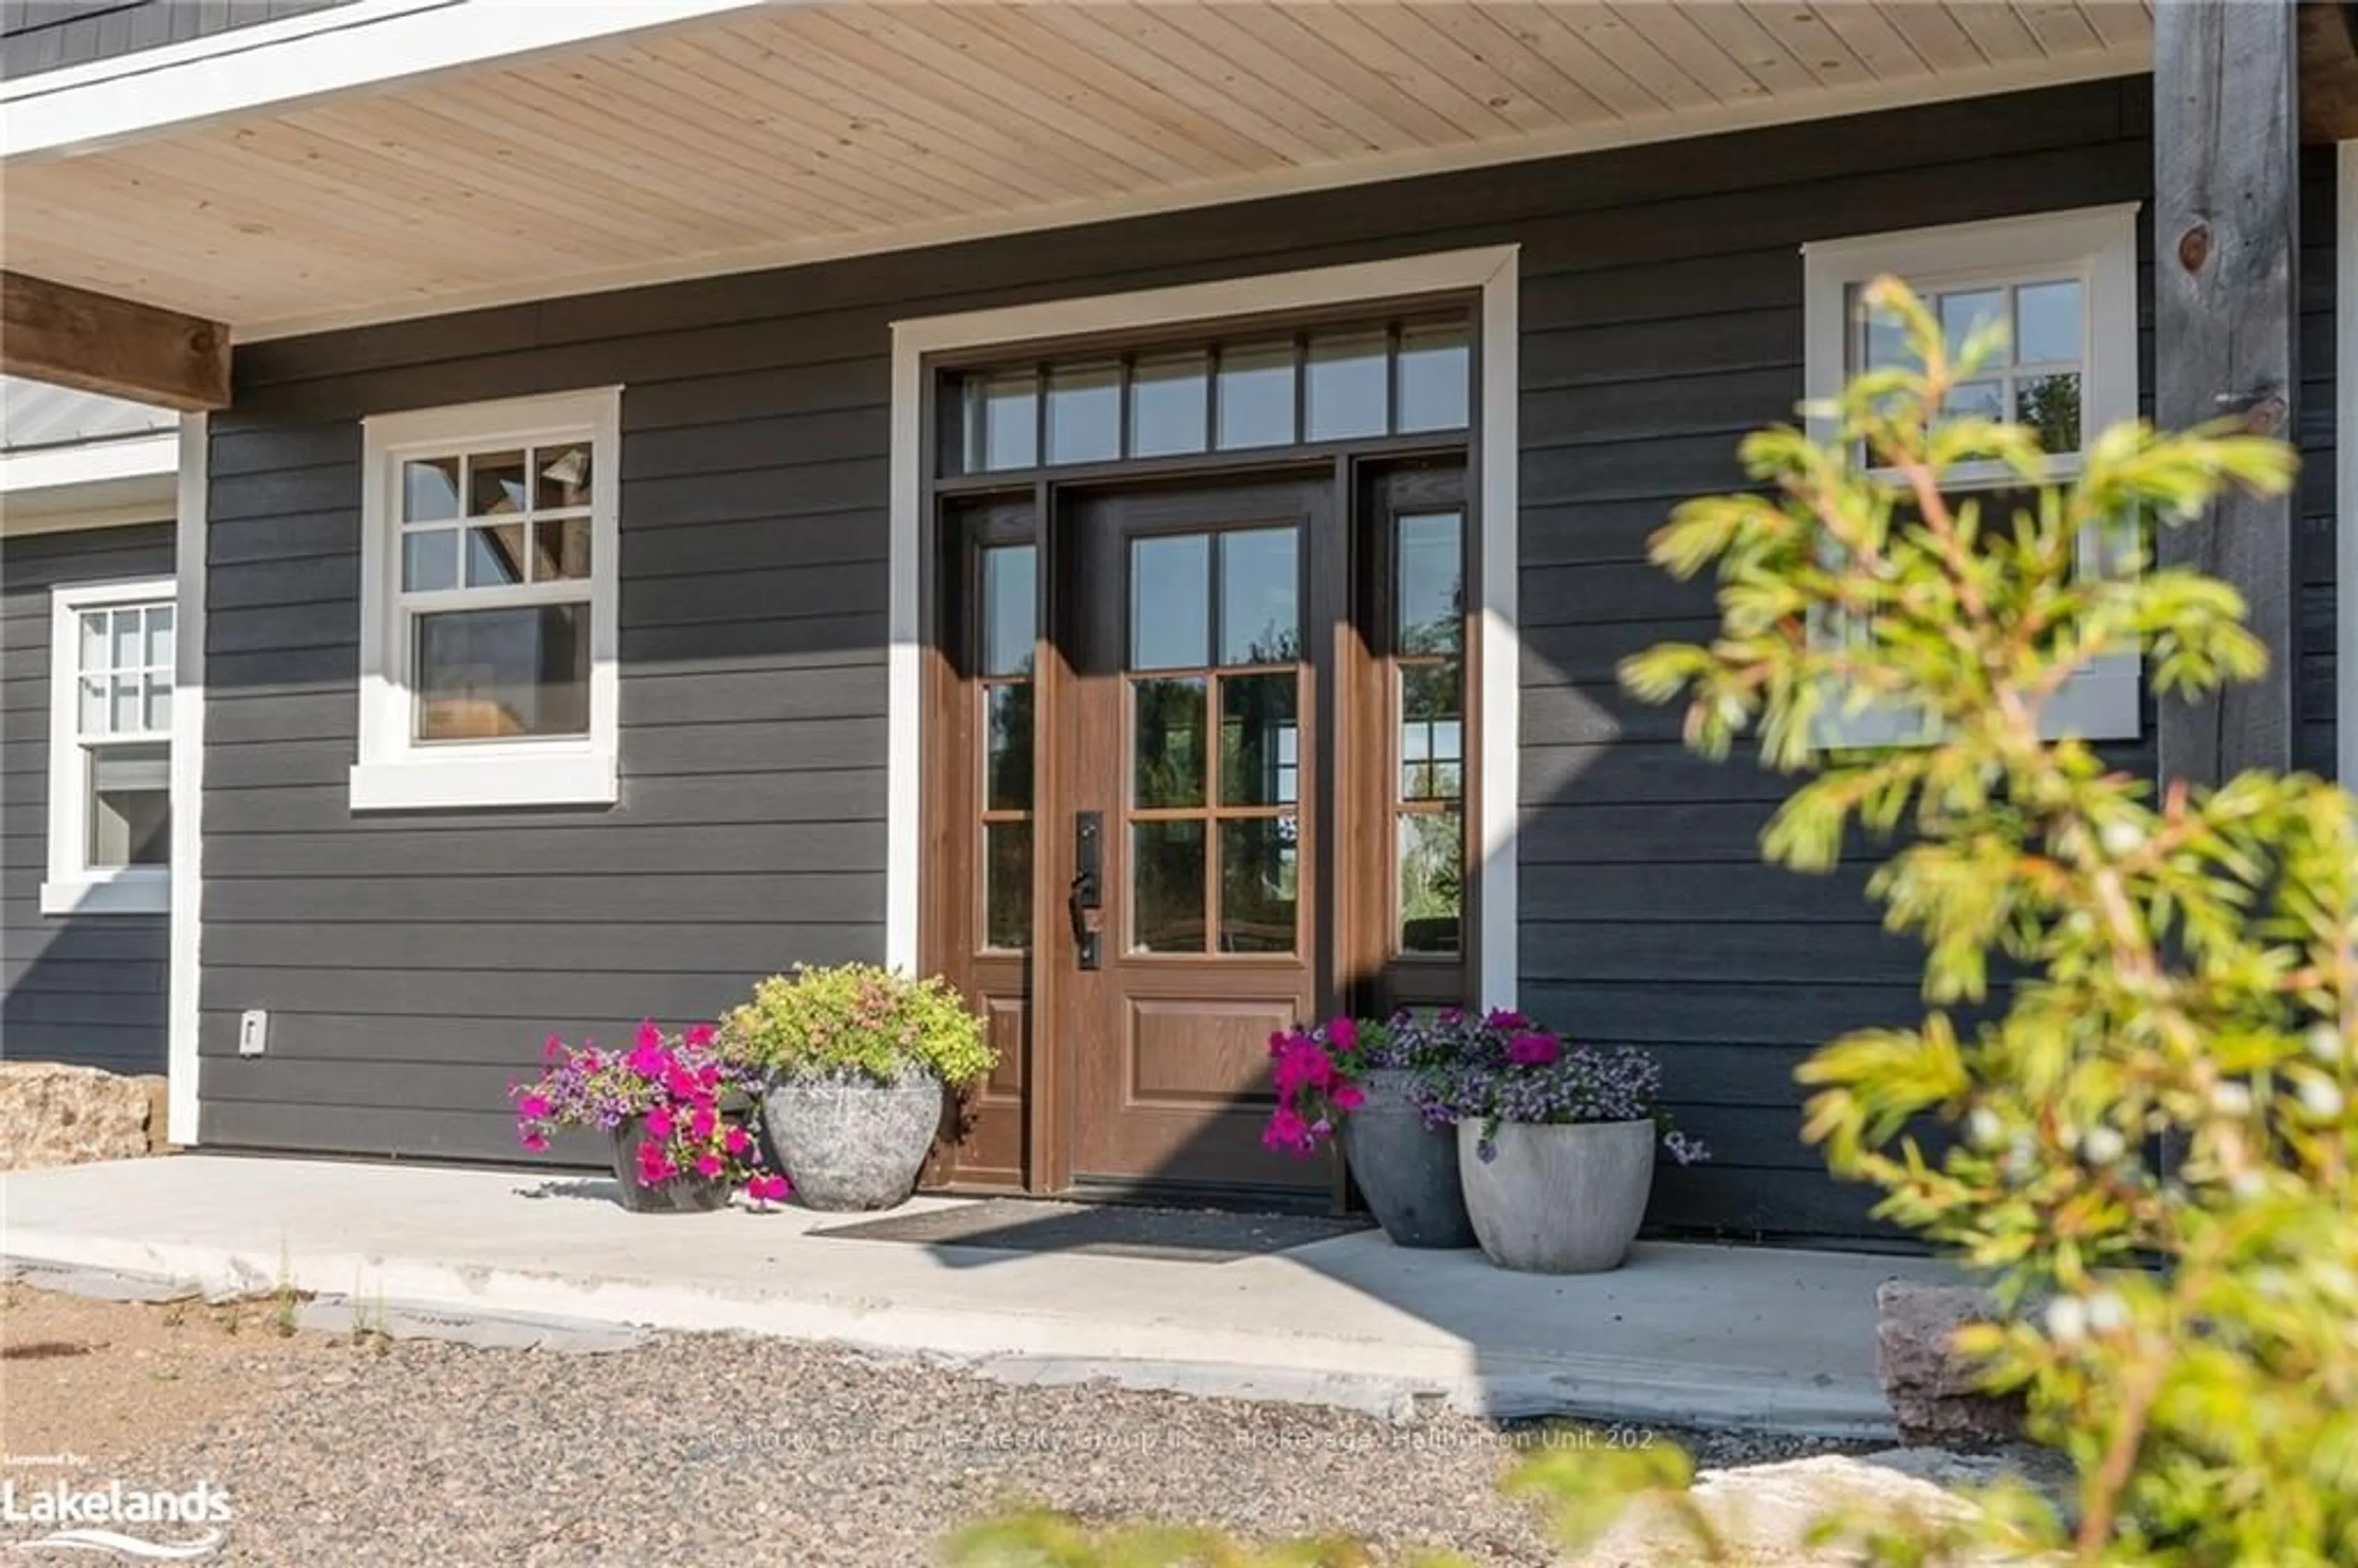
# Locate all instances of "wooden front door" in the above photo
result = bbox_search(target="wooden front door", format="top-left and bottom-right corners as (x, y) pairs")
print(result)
(1057, 476), (1332, 1191)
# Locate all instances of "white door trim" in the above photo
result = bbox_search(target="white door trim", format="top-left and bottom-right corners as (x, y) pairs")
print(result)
(887, 245), (1522, 1009)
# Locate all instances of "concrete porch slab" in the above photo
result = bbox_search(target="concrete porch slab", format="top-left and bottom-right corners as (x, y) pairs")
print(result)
(0, 1154), (1953, 1438)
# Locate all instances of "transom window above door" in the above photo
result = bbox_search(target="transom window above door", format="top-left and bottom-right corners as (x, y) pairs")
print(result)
(945, 314), (1470, 475)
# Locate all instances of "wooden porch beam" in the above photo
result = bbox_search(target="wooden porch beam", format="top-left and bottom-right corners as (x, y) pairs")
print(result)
(2299, 1), (2358, 141)
(0, 271), (229, 411)
(2153, 0), (2302, 785)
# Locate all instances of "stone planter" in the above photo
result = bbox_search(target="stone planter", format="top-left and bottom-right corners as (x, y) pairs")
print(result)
(1337, 1068), (1475, 1249)
(607, 1116), (730, 1214)
(762, 1068), (943, 1211)
(1458, 1118), (1654, 1274)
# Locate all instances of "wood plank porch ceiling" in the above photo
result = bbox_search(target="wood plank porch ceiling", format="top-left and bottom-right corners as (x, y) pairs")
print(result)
(1, 2), (2154, 340)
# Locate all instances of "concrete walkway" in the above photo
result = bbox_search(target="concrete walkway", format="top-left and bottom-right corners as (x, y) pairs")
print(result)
(0, 1155), (1950, 1438)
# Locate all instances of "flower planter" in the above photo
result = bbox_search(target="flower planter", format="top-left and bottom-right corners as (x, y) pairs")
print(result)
(1458, 1118), (1654, 1273)
(607, 1116), (730, 1214)
(762, 1068), (943, 1211)
(1337, 1068), (1476, 1249)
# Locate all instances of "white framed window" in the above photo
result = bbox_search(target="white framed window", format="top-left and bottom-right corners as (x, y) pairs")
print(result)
(44, 577), (176, 915)
(354, 388), (621, 810)
(1802, 204), (2141, 747)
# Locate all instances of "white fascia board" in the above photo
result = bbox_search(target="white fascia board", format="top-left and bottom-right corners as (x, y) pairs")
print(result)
(1, 0), (771, 160)
(0, 431), (179, 491)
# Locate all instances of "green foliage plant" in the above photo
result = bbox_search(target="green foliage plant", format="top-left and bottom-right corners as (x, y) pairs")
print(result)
(717, 962), (996, 1086)
(1616, 276), (2352, 1566)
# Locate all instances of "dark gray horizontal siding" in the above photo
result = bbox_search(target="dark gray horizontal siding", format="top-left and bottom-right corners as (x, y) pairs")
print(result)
(0, 0), (353, 78)
(0, 521), (172, 1075)
(2295, 147), (2340, 782)
(202, 77), (2211, 1243)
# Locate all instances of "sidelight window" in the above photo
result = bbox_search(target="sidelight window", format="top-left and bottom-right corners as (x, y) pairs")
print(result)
(977, 544), (1037, 950)
(1391, 511), (1465, 955)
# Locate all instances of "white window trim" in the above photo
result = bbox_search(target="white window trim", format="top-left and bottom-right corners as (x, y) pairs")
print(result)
(42, 575), (177, 916)
(1802, 203), (2142, 748)
(889, 246), (1520, 1010)
(354, 388), (621, 811)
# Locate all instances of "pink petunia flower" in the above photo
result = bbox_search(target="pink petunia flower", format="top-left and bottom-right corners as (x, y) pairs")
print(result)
(682, 1023), (716, 1049)
(516, 1093), (550, 1121)
(1508, 1031), (1561, 1066)
(1487, 1008), (1530, 1030)
(541, 1033), (566, 1064)
(634, 1019), (664, 1051)
(1330, 1082), (1366, 1112)
(689, 1105), (717, 1141)
(646, 1108), (674, 1139)
(518, 1129), (550, 1153)
(1327, 1016), (1358, 1052)
(1267, 1029), (1293, 1058)
(1261, 1104), (1312, 1156)
(694, 1154), (724, 1180)
(724, 1125), (751, 1155)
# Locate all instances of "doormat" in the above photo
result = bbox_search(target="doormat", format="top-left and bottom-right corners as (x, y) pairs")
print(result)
(810, 1199), (1371, 1263)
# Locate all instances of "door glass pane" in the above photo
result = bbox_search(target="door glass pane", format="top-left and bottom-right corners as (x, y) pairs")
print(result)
(413, 604), (591, 740)
(1399, 662), (1463, 800)
(402, 457), (461, 522)
(1046, 362), (1121, 465)
(467, 451), (527, 516)
(1214, 341), (1294, 450)
(982, 820), (1032, 951)
(403, 528), (459, 592)
(1220, 817), (1298, 954)
(465, 522), (527, 587)
(1132, 820), (1206, 953)
(110, 610), (140, 672)
(1397, 810), (1462, 954)
(1303, 329), (1387, 441)
(1132, 677), (1206, 809)
(982, 684), (1032, 810)
(87, 742), (170, 868)
(965, 371), (1039, 472)
(1219, 673), (1298, 806)
(1129, 352), (1208, 457)
(2014, 279), (2081, 363)
(1130, 534), (1209, 669)
(1218, 527), (1299, 666)
(1397, 511), (1463, 654)
(1396, 320), (1471, 432)
(981, 545), (1037, 677)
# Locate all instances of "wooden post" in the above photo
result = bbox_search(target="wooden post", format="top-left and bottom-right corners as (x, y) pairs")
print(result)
(0, 271), (230, 412)
(2153, 0), (2302, 785)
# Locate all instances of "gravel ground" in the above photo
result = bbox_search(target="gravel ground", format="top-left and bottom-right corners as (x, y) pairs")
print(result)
(4, 1286), (1861, 1566)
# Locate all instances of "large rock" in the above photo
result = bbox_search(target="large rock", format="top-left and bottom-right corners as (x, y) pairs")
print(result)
(1877, 1279), (2026, 1445)
(0, 1062), (164, 1170)
(1581, 1451), (1988, 1566)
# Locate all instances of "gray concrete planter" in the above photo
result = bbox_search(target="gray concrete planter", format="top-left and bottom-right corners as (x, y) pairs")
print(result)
(1458, 1118), (1654, 1273)
(607, 1117), (730, 1214)
(762, 1069), (943, 1211)
(1337, 1068), (1476, 1249)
